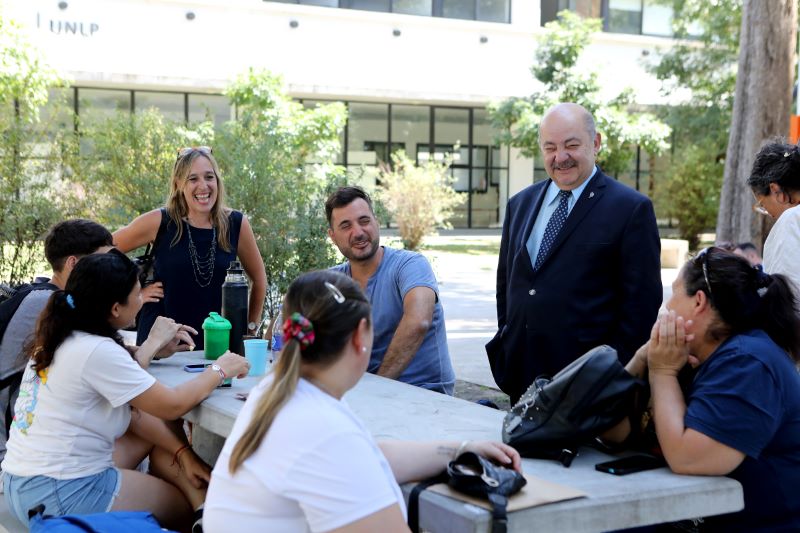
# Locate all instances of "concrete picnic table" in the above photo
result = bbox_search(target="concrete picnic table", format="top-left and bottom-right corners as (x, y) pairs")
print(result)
(149, 352), (744, 533)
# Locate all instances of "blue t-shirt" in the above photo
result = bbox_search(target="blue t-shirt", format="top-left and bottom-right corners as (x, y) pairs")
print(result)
(685, 329), (800, 532)
(332, 247), (455, 394)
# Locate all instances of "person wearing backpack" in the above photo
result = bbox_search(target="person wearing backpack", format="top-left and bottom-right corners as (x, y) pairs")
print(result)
(2, 250), (250, 531)
(0, 220), (116, 469)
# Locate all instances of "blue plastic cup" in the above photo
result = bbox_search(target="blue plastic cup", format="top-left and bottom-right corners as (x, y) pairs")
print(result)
(244, 339), (269, 376)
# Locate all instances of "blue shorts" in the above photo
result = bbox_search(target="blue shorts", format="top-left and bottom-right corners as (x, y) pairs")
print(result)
(3, 467), (121, 526)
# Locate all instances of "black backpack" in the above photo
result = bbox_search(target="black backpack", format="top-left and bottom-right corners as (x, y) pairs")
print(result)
(502, 345), (643, 466)
(0, 280), (57, 343)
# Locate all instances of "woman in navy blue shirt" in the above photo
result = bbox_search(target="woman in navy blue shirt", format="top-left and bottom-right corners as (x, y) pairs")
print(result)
(646, 247), (800, 531)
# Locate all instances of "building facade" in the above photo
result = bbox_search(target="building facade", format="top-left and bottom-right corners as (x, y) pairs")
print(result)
(7, 0), (680, 227)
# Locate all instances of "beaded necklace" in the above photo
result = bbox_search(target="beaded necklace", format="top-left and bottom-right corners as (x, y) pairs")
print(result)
(185, 221), (217, 288)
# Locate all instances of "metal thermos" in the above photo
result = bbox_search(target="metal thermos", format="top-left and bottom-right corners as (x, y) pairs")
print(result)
(221, 260), (249, 356)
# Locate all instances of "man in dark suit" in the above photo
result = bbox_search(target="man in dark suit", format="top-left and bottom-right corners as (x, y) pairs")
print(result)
(487, 103), (662, 404)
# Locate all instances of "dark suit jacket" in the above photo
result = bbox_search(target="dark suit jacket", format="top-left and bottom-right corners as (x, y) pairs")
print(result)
(486, 169), (662, 403)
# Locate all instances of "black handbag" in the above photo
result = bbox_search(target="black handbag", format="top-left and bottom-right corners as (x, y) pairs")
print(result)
(133, 208), (168, 286)
(503, 345), (642, 466)
(408, 452), (526, 533)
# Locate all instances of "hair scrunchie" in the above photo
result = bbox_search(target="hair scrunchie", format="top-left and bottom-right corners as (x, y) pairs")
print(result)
(62, 292), (76, 310)
(282, 312), (315, 350)
(754, 267), (773, 296)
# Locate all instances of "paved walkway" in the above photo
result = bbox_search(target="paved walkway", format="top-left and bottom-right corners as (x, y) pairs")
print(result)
(0, 232), (678, 532)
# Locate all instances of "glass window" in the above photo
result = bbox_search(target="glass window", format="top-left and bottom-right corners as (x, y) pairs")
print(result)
(477, 0), (510, 23)
(641, 0), (672, 36)
(345, 0), (390, 12)
(391, 105), (428, 163)
(393, 0), (431, 16)
(541, 0), (601, 25)
(608, 0), (642, 35)
(433, 108), (469, 204)
(189, 94), (231, 127)
(77, 88), (131, 126)
(135, 92), (184, 122)
(301, 0), (338, 5)
(571, 0), (602, 18)
(40, 88), (74, 133)
(347, 103), (388, 171)
(442, 0), (475, 20)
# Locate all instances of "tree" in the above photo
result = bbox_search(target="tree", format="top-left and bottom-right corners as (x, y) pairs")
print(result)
(376, 152), (463, 250)
(489, 11), (670, 179)
(649, 0), (741, 247)
(217, 69), (347, 317)
(716, 0), (797, 245)
(75, 110), (212, 230)
(0, 11), (78, 282)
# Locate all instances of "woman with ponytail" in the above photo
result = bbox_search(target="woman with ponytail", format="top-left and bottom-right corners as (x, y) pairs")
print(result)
(630, 247), (800, 531)
(1, 250), (249, 532)
(204, 270), (520, 532)
(747, 139), (800, 292)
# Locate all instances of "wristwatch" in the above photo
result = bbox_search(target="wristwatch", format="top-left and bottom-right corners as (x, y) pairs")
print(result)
(247, 321), (257, 332)
(210, 363), (226, 384)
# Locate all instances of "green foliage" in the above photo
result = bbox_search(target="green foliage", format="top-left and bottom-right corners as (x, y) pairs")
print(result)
(70, 69), (346, 317)
(217, 69), (347, 316)
(0, 12), (79, 282)
(376, 152), (464, 251)
(489, 10), (671, 177)
(75, 110), (212, 229)
(649, 0), (741, 242)
(662, 146), (724, 249)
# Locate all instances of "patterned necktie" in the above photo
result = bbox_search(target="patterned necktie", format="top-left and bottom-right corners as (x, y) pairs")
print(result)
(534, 190), (571, 270)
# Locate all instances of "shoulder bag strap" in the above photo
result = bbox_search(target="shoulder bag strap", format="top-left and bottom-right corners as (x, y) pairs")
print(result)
(487, 492), (510, 533)
(407, 472), (448, 533)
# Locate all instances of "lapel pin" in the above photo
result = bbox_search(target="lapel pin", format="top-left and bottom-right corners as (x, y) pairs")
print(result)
(589, 191), (595, 198)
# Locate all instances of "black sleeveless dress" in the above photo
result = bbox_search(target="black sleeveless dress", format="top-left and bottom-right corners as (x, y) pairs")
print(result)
(136, 209), (243, 349)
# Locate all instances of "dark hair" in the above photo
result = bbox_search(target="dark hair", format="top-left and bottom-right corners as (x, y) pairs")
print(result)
(28, 249), (140, 372)
(44, 219), (113, 272)
(734, 242), (758, 253)
(747, 139), (800, 196)
(682, 247), (800, 360)
(229, 270), (371, 473)
(324, 186), (374, 226)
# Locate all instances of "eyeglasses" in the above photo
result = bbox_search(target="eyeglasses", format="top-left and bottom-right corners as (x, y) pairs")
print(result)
(696, 247), (714, 300)
(752, 197), (769, 216)
(177, 146), (212, 159)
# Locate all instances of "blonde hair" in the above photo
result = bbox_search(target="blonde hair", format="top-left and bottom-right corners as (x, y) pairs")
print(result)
(165, 149), (232, 251)
(228, 271), (371, 473)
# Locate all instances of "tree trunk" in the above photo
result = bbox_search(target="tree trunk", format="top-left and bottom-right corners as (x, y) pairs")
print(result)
(717, 0), (797, 249)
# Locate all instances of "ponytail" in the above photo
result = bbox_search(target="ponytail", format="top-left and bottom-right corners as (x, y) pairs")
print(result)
(227, 270), (370, 474)
(228, 340), (302, 474)
(684, 248), (800, 361)
(27, 291), (77, 373)
(757, 273), (800, 361)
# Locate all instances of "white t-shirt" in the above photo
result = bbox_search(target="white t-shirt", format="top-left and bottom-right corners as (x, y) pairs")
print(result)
(204, 377), (405, 533)
(763, 204), (800, 296)
(1, 331), (155, 479)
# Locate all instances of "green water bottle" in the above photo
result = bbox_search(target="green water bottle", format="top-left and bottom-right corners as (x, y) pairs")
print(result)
(203, 312), (231, 360)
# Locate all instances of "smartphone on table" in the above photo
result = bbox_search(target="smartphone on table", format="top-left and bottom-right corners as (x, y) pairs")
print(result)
(595, 454), (666, 476)
(182, 363), (231, 387)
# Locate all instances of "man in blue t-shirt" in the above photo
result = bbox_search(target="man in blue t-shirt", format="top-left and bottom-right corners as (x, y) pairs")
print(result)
(325, 186), (455, 395)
